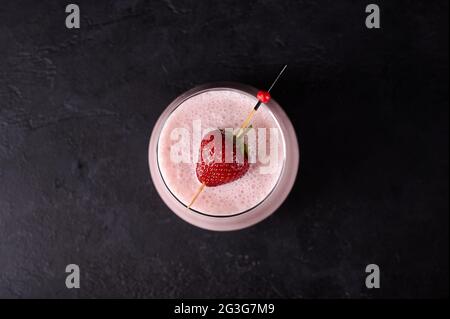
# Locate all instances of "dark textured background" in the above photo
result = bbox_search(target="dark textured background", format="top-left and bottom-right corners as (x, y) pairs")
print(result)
(0, 0), (448, 298)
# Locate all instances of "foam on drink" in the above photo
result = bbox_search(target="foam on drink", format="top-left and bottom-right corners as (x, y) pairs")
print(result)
(157, 89), (284, 216)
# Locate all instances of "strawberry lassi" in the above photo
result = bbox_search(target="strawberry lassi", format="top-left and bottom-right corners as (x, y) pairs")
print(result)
(157, 89), (284, 216)
(149, 83), (299, 230)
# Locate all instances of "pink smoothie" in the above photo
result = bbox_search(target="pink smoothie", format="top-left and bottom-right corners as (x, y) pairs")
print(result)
(157, 89), (285, 216)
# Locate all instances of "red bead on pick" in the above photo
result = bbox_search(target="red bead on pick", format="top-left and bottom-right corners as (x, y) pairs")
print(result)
(257, 90), (271, 103)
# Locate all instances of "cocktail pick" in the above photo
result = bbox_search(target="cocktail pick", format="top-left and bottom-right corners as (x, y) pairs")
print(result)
(188, 183), (206, 208)
(236, 64), (287, 138)
(187, 65), (288, 210)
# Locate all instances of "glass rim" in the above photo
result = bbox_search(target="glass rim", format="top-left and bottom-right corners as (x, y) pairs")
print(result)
(155, 83), (287, 218)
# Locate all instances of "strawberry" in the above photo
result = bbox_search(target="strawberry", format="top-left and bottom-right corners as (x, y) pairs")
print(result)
(196, 129), (250, 187)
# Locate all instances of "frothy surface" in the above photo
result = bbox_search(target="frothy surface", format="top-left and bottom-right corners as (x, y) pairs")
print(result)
(157, 89), (284, 215)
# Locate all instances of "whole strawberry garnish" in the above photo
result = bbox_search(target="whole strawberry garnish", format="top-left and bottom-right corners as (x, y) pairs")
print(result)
(196, 129), (250, 187)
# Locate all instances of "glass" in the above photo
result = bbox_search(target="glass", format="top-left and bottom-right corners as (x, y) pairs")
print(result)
(148, 83), (299, 231)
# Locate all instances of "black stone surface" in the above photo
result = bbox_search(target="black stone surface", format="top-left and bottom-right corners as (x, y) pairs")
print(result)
(0, 0), (448, 298)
